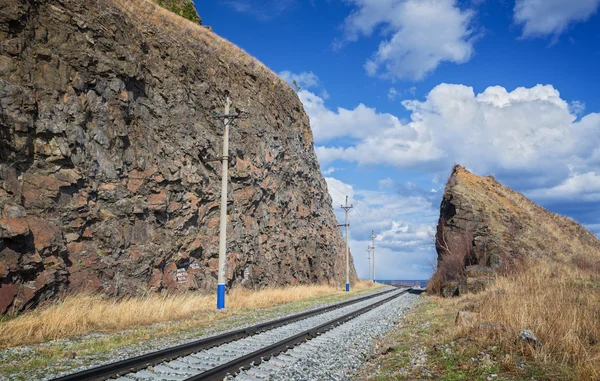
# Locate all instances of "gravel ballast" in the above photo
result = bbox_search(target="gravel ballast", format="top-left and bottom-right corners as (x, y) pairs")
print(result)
(236, 291), (419, 380)
(0, 287), (390, 381)
(105, 289), (406, 381)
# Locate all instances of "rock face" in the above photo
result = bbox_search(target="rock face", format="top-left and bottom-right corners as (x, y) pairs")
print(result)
(431, 165), (600, 297)
(0, 0), (356, 314)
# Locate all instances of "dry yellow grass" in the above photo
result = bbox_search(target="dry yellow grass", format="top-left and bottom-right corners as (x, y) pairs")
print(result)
(458, 260), (600, 380)
(109, 0), (285, 87)
(0, 281), (378, 348)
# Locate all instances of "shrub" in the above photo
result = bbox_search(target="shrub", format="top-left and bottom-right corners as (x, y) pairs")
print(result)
(427, 217), (472, 294)
(572, 253), (600, 274)
(156, 0), (200, 23)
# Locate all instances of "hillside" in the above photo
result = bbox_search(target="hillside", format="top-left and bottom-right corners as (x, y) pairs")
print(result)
(0, 0), (356, 314)
(430, 165), (600, 296)
(365, 165), (600, 380)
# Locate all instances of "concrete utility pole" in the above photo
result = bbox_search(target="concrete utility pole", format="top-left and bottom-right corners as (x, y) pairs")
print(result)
(366, 247), (371, 282)
(370, 230), (376, 283)
(212, 92), (247, 310)
(340, 196), (353, 292)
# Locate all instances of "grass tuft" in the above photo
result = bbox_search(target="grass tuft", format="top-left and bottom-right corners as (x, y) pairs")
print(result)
(460, 261), (600, 380)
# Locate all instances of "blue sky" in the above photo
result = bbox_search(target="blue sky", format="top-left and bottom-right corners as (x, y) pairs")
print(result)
(195, 0), (600, 280)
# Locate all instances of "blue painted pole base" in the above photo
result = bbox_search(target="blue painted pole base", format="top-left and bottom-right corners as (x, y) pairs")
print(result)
(346, 283), (350, 292)
(217, 284), (225, 310)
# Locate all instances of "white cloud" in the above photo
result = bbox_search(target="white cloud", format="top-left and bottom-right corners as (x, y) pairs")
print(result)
(527, 172), (600, 201)
(388, 87), (398, 101)
(278, 70), (320, 89)
(299, 90), (411, 143)
(585, 223), (600, 237)
(313, 84), (600, 191)
(343, 0), (477, 80)
(514, 0), (600, 38)
(570, 100), (586, 116)
(298, 83), (600, 271)
(322, 167), (339, 175)
(324, 177), (437, 280)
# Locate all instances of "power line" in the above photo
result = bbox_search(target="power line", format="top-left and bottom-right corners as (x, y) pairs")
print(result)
(327, 185), (347, 201)
(327, 181), (348, 196)
(352, 206), (367, 226)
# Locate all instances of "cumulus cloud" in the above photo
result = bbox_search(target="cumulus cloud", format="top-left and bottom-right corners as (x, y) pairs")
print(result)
(278, 70), (320, 89)
(312, 84), (600, 192)
(527, 172), (600, 201)
(325, 177), (437, 280)
(570, 100), (586, 116)
(299, 90), (410, 143)
(388, 87), (398, 101)
(514, 0), (600, 38)
(342, 0), (478, 80)
(322, 167), (340, 175)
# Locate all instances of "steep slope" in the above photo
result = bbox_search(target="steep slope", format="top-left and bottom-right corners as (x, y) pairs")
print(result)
(431, 165), (600, 296)
(0, 0), (356, 314)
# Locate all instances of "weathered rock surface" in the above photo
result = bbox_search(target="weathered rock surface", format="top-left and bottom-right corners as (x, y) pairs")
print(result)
(0, 0), (356, 314)
(432, 165), (600, 296)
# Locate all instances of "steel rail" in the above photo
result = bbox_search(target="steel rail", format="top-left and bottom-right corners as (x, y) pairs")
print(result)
(184, 288), (411, 381)
(51, 287), (401, 381)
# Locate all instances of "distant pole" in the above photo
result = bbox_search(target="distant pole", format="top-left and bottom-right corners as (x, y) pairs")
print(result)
(341, 196), (353, 292)
(366, 247), (371, 281)
(213, 93), (247, 310)
(371, 230), (376, 283)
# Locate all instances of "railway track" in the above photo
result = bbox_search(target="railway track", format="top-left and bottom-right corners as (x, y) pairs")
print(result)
(51, 287), (410, 381)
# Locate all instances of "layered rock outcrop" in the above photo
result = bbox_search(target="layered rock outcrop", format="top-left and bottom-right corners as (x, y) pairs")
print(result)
(0, 0), (356, 314)
(432, 165), (600, 296)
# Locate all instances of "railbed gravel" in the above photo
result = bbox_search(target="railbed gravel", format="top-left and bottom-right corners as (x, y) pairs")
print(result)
(0, 287), (391, 381)
(116, 289), (405, 381)
(235, 291), (419, 381)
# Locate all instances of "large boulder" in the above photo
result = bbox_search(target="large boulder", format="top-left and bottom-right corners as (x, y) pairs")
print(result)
(430, 165), (600, 296)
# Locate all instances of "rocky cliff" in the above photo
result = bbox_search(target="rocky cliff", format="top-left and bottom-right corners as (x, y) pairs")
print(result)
(431, 165), (600, 296)
(0, 0), (356, 314)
